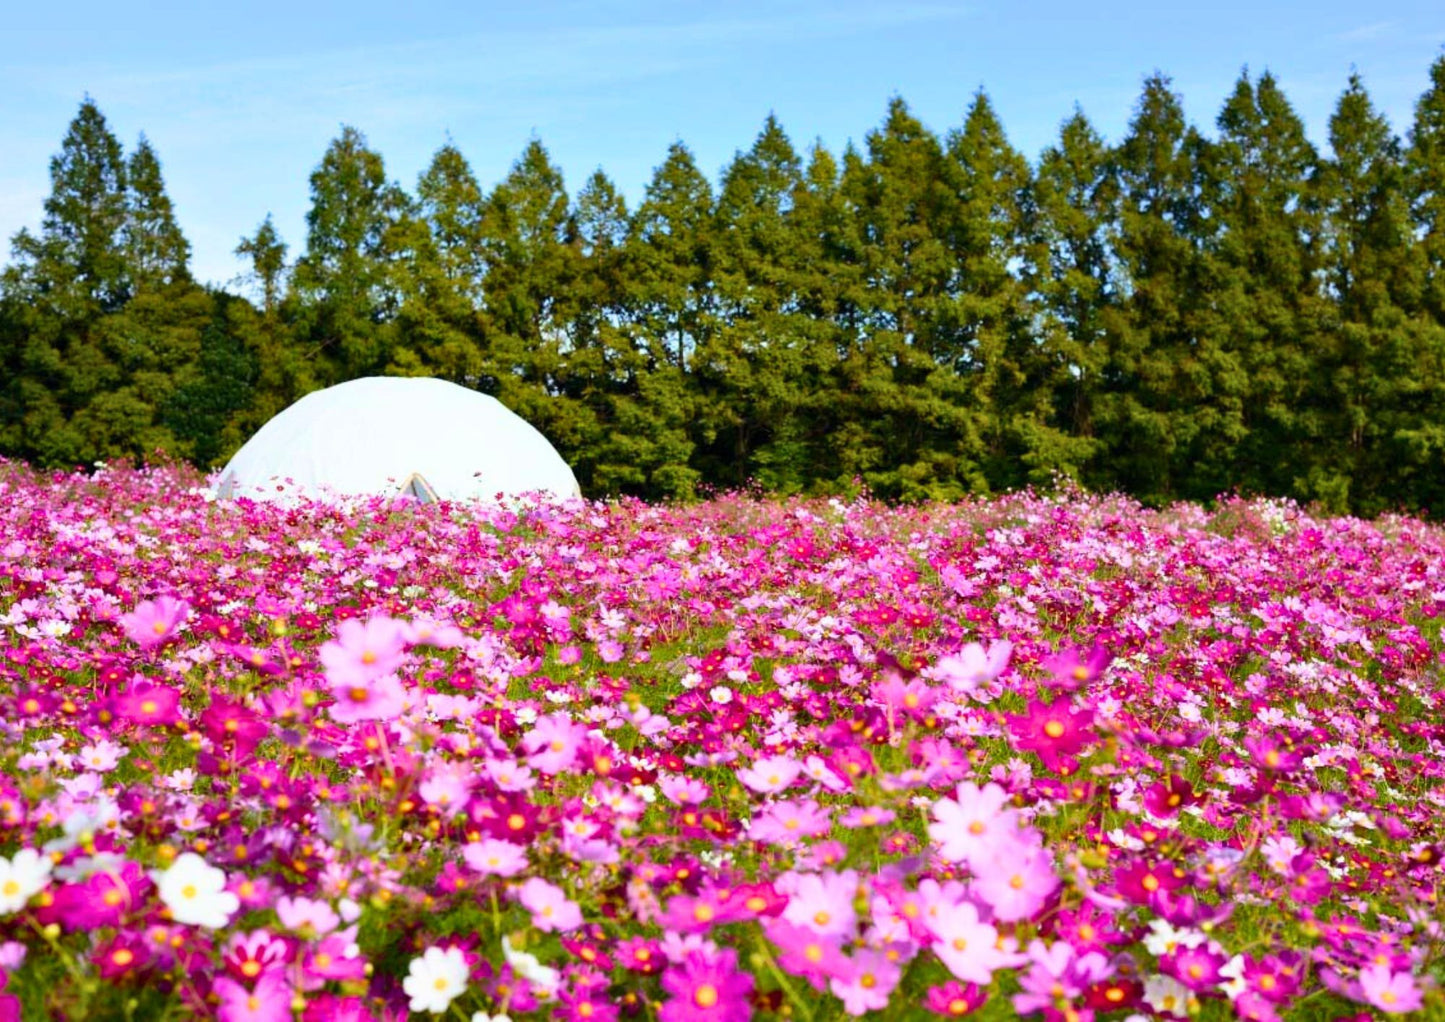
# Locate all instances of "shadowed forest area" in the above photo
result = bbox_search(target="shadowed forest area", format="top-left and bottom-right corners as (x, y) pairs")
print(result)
(4, 59), (1445, 513)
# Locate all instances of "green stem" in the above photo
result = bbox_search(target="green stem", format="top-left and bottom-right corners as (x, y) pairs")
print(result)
(756, 939), (815, 1022)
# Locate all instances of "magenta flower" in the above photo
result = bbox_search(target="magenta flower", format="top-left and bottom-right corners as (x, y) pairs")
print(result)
(118, 596), (189, 649)
(215, 970), (292, 1022)
(113, 684), (183, 727)
(924, 980), (988, 1017)
(518, 877), (583, 932)
(659, 948), (754, 1022)
(1007, 696), (1095, 773)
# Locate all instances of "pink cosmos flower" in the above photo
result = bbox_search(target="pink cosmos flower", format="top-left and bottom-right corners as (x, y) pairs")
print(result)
(1008, 696), (1095, 773)
(222, 930), (291, 984)
(275, 896), (340, 938)
(463, 839), (529, 878)
(327, 673), (407, 724)
(924, 980), (988, 1017)
(659, 948), (754, 1022)
(736, 755), (803, 795)
(659, 775), (711, 805)
(779, 869), (858, 939)
(969, 833), (1059, 922)
(749, 799), (832, 845)
(318, 617), (407, 687)
(215, 970), (292, 1022)
(930, 898), (1023, 985)
(418, 764), (475, 810)
(1357, 964), (1424, 1015)
(830, 947), (901, 1015)
(928, 781), (1019, 868)
(522, 712), (585, 774)
(763, 919), (852, 991)
(113, 684), (183, 727)
(930, 640), (1012, 693)
(518, 877), (583, 932)
(119, 596), (189, 649)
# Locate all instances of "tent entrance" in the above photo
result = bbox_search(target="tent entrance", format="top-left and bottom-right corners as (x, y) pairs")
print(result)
(399, 472), (439, 503)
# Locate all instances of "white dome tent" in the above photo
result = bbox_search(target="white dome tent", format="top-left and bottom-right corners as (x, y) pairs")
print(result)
(215, 377), (581, 504)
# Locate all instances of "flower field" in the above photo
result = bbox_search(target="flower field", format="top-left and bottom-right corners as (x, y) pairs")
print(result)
(0, 461), (1443, 1021)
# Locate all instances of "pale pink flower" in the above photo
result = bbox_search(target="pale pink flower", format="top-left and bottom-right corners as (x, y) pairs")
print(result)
(737, 755), (803, 795)
(418, 764), (474, 810)
(517, 877), (583, 932)
(1358, 963), (1424, 1014)
(830, 948), (901, 1015)
(521, 712), (585, 774)
(780, 870), (858, 939)
(930, 898), (1022, 984)
(970, 832), (1059, 922)
(463, 839), (529, 878)
(319, 617), (407, 687)
(119, 596), (189, 649)
(327, 673), (407, 723)
(928, 781), (1020, 868)
(275, 896), (340, 938)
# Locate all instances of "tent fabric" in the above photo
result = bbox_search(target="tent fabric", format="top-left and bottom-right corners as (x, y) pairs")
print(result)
(215, 376), (581, 504)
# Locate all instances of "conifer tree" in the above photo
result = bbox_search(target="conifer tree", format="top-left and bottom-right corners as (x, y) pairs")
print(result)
(945, 92), (1077, 487)
(701, 115), (815, 489)
(1100, 73), (1229, 503)
(1028, 108), (1115, 486)
(124, 135), (191, 291)
(838, 99), (980, 500)
(290, 126), (409, 382)
(1321, 74), (1442, 513)
(627, 142), (717, 372)
(1203, 71), (1329, 500)
(389, 145), (487, 385)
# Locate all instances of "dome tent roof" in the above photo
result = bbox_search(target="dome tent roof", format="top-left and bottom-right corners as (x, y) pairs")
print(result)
(216, 377), (580, 504)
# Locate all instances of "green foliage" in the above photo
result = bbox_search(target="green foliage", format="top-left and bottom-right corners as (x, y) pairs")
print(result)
(8, 67), (1445, 515)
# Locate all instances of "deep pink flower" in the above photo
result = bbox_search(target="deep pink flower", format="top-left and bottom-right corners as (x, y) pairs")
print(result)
(659, 948), (754, 1022)
(1008, 696), (1095, 773)
(215, 970), (293, 1022)
(924, 980), (988, 1017)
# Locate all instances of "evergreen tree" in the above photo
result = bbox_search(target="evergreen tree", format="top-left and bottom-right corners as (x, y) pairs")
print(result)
(627, 142), (717, 372)
(700, 115), (817, 490)
(1321, 74), (1443, 513)
(232, 216), (303, 430)
(1, 100), (137, 463)
(236, 215), (288, 318)
(290, 126), (409, 382)
(1407, 56), (1445, 323)
(389, 144), (487, 385)
(945, 92), (1080, 488)
(1203, 70), (1330, 501)
(1100, 74), (1229, 504)
(835, 99), (981, 500)
(124, 135), (191, 291)
(1027, 108), (1115, 486)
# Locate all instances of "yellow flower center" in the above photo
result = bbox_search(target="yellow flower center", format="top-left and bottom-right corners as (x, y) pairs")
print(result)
(693, 984), (719, 1008)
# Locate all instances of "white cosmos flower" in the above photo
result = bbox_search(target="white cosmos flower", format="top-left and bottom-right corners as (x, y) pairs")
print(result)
(0, 848), (52, 914)
(403, 946), (470, 1014)
(501, 935), (560, 993)
(155, 853), (238, 928)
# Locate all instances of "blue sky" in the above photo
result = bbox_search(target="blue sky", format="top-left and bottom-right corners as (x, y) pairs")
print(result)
(3, 0), (1443, 288)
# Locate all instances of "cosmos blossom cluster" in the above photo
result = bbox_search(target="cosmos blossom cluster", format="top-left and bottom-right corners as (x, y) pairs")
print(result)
(0, 462), (1442, 1020)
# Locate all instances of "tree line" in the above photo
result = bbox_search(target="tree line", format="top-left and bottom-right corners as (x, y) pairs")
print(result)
(4, 60), (1445, 514)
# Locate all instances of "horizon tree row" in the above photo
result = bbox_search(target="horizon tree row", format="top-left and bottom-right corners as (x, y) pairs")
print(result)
(4, 59), (1445, 515)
